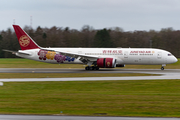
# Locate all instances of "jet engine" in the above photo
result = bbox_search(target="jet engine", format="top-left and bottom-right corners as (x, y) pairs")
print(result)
(97, 58), (116, 68)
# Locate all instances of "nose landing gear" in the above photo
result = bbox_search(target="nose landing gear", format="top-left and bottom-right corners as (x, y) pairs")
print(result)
(161, 67), (164, 70)
(161, 64), (166, 70)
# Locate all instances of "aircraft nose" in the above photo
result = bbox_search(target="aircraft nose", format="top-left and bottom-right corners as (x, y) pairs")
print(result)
(171, 56), (178, 63)
(167, 56), (178, 64)
(174, 57), (178, 63)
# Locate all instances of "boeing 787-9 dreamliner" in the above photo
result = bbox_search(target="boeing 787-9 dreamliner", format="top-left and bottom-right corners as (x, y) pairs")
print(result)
(4, 25), (178, 70)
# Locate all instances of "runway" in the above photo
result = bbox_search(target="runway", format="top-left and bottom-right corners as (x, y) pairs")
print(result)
(0, 115), (180, 120)
(0, 68), (180, 82)
(0, 68), (179, 74)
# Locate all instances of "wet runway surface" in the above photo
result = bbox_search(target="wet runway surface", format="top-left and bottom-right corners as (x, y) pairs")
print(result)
(0, 68), (179, 75)
(0, 115), (180, 120)
(0, 68), (180, 82)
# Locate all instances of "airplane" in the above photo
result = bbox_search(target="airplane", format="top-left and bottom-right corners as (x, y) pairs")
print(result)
(3, 25), (178, 70)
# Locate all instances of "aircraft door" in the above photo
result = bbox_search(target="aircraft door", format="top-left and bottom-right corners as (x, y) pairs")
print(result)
(124, 51), (128, 58)
(157, 52), (162, 59)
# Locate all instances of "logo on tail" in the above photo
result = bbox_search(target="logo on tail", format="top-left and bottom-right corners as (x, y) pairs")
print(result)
(13, 25), (40, 50)
(19, 35), (30, 47)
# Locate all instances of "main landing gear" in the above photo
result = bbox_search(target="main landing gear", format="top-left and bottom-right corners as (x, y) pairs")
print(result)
(85, 66), (99, 70)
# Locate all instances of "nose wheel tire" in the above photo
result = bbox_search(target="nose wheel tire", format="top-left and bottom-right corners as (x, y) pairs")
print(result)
(161, 67), (164, 70)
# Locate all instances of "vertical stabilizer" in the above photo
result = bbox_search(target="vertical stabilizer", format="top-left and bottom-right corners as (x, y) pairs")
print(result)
(13, 25), (40, 50)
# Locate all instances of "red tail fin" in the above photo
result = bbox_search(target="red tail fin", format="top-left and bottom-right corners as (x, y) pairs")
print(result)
(13, 25), (40, 50)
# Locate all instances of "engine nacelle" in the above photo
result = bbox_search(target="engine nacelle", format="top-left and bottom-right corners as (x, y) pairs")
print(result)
(97, 58), (116, 68)
(116, 64), (125, 67)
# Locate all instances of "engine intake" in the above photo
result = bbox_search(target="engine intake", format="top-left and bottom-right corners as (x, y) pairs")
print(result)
(97, 58), (116, 68)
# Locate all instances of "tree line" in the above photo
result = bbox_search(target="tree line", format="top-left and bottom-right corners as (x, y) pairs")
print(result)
(0, 25), (180, 58)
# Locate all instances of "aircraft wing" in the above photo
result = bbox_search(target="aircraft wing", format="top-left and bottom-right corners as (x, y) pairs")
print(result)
(41, 48), (99, 63)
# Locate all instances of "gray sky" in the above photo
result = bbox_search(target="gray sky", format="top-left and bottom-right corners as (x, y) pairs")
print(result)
(1, 0), (180, 31)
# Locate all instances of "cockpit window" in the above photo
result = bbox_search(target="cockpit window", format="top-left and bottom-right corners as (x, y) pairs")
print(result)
(168, 54), (172, 56)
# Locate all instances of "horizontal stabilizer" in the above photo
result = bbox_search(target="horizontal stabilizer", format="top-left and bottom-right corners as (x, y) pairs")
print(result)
(3, 49), (17, 54)
(3, 49), (31, 56)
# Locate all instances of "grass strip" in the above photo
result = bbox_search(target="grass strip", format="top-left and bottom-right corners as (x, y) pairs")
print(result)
(0, 80), (180, 117)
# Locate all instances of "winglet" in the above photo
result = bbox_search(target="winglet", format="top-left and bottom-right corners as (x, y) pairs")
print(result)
(13, 25), (40, 50)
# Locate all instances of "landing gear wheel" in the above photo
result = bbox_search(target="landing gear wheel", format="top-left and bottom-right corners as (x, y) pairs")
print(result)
(96, 67), (99, 70)
(85, 66), (99, 70)
(161, 67), (164, 70)
(89, 67), (92, 70)
(92, 66), (95, 70)
(85, 66), (90, 70)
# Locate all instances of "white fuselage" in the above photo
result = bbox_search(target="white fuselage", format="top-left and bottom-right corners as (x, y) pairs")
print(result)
(16, 48), (177, 65)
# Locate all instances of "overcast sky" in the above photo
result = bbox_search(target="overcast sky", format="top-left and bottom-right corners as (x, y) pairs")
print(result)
(1, 0), (180, 31)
